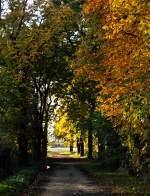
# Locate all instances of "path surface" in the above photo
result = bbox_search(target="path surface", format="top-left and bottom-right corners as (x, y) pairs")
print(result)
(23, 160), (112, 196)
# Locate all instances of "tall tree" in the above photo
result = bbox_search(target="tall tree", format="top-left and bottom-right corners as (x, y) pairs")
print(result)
(0, 0), (80, 163)
(60, 76), (99, 159)
(72, 0), (150, 173)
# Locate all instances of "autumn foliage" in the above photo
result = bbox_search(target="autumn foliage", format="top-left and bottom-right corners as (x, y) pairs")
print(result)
(0, 0), (149, 176)
(72, 0), (150, 172)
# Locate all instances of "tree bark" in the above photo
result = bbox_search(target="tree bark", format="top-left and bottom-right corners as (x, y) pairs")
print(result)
(88, 119), (93, 160)
(32, 122), (42, 162)
(41, 103), (50, 159)
(42, 122), (48, 159)
(18, 132), (28, 165)
(17, 91), (29, 166)
(88, 98), (95, 160)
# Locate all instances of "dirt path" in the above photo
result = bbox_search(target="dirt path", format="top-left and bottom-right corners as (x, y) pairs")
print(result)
(23, 160), (113, 196)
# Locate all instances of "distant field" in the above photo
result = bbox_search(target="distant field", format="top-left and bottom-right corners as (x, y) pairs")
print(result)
(48, 147), (77, 152)
(47, 147), (84, 158)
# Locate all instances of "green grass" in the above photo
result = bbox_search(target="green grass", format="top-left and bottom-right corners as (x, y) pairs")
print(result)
(0, 166), (39, 196)
(80, 162), (150, 195)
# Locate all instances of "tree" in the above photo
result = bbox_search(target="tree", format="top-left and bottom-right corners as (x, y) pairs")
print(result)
(59, 76), (99, 159)
(30, 2), (80, 160)
(72, 0), (150, 173)
(0, 0), (35, 165)
(0, 0), (80, 164)
(54, 108), (77, 149)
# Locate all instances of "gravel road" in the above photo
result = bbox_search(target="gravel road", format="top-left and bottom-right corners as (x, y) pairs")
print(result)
(23, 161), (112, 196)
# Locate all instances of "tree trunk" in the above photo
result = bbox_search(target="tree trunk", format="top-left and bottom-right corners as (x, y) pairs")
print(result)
(88, 97), (96, 160)
(98, 136), (103, 160)
(42, 107), (49, 159)
(32, 129), (42, 162)
(70, 142), (73, 153)
(42, 132), (47, 159)
(70, 130), (74, 153)
(32, 106), (42, 162)
(88, 119), (93, 160)
(17, 99), (29, 166)
(18, 131), (28, 166)
(80, 138), (84, 156)
(36, 120), (43, 161)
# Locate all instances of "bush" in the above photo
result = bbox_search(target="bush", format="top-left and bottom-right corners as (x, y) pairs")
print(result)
(0, 166), (38, 196)
(98, 155), (121, 171)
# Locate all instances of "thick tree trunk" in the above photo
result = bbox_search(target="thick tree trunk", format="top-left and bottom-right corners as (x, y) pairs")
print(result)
(32, 109), (48, 162)
(70, 130), (74, 153)
(41, 107), (49, 159)
(32, 105), (42, 162)
(32, 130), (42, 162)
(88, 120), (93, 160)
(18, 131), (28, 165)
(88, 101), (95, 160)
(70, 142), (73, 153)
(32, 138), (38, 161)
(42, 132), (47, 159)
(37, 130), (42, 160)
(42, 122), (48, 159)
(98, 136), (103, 160)
(17, 99), (29, 166)
(16, 64), (30, 166)
(35, 121), (43, 161)
(80, 138), (84, 156)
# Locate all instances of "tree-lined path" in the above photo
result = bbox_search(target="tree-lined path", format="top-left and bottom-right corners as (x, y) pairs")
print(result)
(23, 159), (112, 196)
(0, 0), (149, 195)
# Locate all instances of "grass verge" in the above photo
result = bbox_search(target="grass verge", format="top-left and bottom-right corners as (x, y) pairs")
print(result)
(80, 161), (150, 195)
(0, 166), (39, 196)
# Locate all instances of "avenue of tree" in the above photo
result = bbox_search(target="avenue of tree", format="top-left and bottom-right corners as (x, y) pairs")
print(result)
(0, 0), (149, 177)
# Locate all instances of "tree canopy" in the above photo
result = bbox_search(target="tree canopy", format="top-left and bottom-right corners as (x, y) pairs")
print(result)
(0, 0), (149, 176)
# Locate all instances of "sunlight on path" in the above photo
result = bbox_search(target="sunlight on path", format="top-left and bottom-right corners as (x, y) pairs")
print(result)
(47, 147), (86, 159)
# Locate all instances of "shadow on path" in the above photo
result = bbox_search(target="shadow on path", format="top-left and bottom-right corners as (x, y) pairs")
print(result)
(22, 158), (113, 196)
(21, 156), (115, 196)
